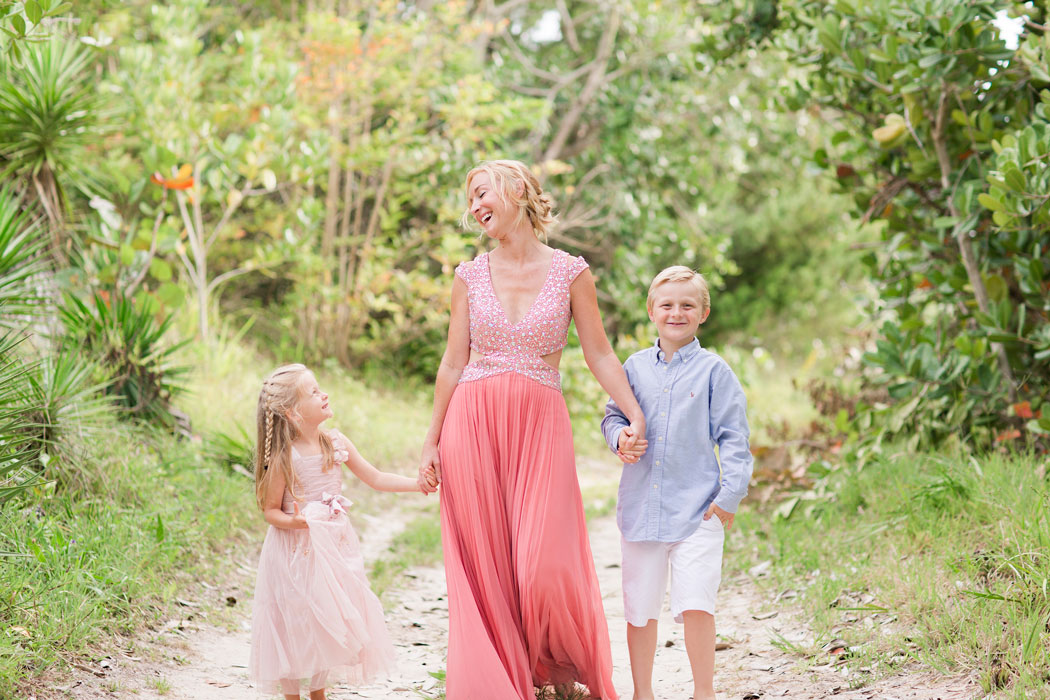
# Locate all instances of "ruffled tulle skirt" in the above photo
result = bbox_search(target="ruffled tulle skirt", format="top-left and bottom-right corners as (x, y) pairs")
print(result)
(439, 372), (617, 699)
(249, 498), (396, 695)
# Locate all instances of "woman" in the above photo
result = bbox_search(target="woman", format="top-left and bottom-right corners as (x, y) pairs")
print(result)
(418, 160), (646, 699)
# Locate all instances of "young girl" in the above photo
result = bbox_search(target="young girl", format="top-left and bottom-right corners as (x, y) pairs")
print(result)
(248, 363), (423, 699)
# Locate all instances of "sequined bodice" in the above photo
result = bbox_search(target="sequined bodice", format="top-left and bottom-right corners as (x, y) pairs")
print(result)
(456, 249), (589, 391)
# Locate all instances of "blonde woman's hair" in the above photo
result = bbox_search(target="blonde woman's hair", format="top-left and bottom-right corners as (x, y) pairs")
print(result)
(254, 364), (335, 510)
(647, 266), (711, 316)
(460, 160), (558, 241)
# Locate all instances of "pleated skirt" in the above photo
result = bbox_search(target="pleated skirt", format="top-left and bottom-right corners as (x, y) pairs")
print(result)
(439, 371), (617, 699)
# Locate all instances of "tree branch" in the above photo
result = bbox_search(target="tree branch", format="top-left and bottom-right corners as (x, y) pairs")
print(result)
(933, 83), (1017, 400)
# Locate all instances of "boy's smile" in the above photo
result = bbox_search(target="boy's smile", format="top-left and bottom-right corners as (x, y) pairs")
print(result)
(648, 280), (710, 357)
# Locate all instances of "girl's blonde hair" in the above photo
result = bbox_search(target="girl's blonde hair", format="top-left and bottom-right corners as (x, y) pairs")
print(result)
(254, 364), (335, 510)
(647, 266), (711, 316)
(460, 159), (558, 241)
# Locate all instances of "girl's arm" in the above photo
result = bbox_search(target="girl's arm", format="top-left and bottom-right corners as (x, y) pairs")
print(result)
(338, 436), (421, 493)
(261, 468), (308, 529)
(570, 268), (647, 447)
(419, 276), (471, 492)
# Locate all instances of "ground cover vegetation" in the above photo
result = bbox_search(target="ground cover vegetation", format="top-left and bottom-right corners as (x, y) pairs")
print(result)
(0, 0), (1046, 696)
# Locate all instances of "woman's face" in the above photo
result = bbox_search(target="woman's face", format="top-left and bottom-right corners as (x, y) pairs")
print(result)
(468, 172), (515, 238)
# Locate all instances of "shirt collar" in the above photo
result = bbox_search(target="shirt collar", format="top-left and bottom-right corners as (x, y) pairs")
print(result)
(653, 337), (701, 364)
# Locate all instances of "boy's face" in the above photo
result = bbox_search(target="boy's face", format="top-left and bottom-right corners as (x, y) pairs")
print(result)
(648, 280), (709, 348)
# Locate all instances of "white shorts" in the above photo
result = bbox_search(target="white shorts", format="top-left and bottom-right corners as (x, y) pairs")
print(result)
(621, 517), (724, 626)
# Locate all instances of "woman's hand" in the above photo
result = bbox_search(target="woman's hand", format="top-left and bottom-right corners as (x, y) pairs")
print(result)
(616, 424), (648, 463)
(418, 443), (441, 494)
(619, 417), (647, 459)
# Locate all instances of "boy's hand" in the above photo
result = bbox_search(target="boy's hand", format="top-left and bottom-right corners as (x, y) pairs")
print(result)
(703, 503), (734, 530)
(616, 426), (648, 464)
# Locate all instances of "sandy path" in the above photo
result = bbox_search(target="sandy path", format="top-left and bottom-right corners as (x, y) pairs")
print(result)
(57, 464), (981, 700)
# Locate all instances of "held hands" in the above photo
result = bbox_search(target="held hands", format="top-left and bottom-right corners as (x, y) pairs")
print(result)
(703, 503), (734, 530)
(616, 420), (648, 464)
(418, 443), (441, 495)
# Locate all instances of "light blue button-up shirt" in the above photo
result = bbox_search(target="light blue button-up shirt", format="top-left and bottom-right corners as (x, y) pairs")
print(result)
(601, 338), (753, 543)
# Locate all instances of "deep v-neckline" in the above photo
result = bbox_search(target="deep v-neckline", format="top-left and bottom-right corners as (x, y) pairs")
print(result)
(486, 250), (559, 328)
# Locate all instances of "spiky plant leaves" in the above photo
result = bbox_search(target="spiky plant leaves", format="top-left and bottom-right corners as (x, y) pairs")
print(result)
(0, 185), (48, 327)
(19, 347), (112, 491)
(200, 424), (254, 478)
(0, 333), (43, 505)
(59, 291), (188, 425)
(0, 36), (104, 242)
(0, 37), (100, 184)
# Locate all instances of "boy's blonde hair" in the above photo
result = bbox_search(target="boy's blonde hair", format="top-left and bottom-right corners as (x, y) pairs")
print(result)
(254, 364), (335, 510)
(460, 159), (557, 241)
(647, 266), (711, 315)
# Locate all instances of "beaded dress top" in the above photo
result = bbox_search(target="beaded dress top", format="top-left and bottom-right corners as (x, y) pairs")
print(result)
(455, 249), (589, 391)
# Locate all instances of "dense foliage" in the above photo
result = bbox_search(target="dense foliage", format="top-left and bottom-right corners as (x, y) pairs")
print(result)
(0, 0), (1047, 694)
(777, 0), (1050, 450)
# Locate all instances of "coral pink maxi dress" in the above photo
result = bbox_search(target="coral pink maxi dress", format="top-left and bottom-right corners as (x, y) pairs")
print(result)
(439, 249), (617, 699)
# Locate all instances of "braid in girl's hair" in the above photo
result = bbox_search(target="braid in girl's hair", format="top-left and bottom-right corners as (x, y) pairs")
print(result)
(254, 365), (309, 509)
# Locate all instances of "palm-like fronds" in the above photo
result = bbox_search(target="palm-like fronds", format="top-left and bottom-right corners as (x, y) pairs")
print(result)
(19, 346), (112, 491)
(0, 37), (100, 186)
(0, 333), (43, 505)
(59, 292), (188, 425)
(0, 185), (48, 327)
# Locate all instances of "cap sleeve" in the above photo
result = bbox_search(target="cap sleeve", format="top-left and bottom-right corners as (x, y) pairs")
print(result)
(454, 261), (469, 283)
(568, 253), (589, 283)
(454, 256), (480, 286)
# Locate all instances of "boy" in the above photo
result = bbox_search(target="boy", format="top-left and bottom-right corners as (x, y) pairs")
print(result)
(601, 266), (752, 700)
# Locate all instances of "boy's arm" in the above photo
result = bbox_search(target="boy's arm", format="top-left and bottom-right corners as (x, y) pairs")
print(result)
(709, 363), (753, 513)
(600, 358), (634, 454)
(601, 396), (629, 455)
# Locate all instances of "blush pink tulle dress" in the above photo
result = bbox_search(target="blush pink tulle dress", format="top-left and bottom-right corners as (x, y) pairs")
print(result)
(249, 430), (396, 696)
(439, 249), (618, 699)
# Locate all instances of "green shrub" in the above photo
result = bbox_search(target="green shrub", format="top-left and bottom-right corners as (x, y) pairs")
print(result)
(59, 292), (187, 426)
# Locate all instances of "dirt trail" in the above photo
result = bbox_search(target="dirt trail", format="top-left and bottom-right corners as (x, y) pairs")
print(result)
(57, 463), (981, 700)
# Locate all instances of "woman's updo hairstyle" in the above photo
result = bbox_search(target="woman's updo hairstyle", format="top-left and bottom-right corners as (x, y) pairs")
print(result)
(460, 159), (558, 242)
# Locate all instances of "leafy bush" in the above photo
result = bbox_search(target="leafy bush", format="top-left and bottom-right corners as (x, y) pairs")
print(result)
(778, 0), (1050, 450)
(59, 292), (187, 426)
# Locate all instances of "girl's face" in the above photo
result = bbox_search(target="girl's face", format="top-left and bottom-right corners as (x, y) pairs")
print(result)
(468, 172), (516, 238)
(294, 372), (333, 429)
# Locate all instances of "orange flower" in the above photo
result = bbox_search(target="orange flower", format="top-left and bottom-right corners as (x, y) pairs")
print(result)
(1013, 401), (1035, 419)
(150, 164), (194, 190)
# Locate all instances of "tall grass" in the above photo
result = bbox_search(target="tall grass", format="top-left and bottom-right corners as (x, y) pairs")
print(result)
(0, 417), (255, 697)
(734, 450), (1050, 696)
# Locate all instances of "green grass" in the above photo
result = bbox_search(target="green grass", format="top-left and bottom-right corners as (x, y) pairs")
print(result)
(0, 418), (257, 698)
(369, 508), (443, 599)
(180, 318), (432, 473)
(731, 450), (1050, 697)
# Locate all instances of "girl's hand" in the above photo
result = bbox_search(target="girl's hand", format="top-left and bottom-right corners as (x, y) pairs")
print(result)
(418, 443), (441, 494)
(289, 502), (309, 529)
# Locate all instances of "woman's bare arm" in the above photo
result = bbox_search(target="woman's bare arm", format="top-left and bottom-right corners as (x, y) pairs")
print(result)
(419, 276), (471, 491)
